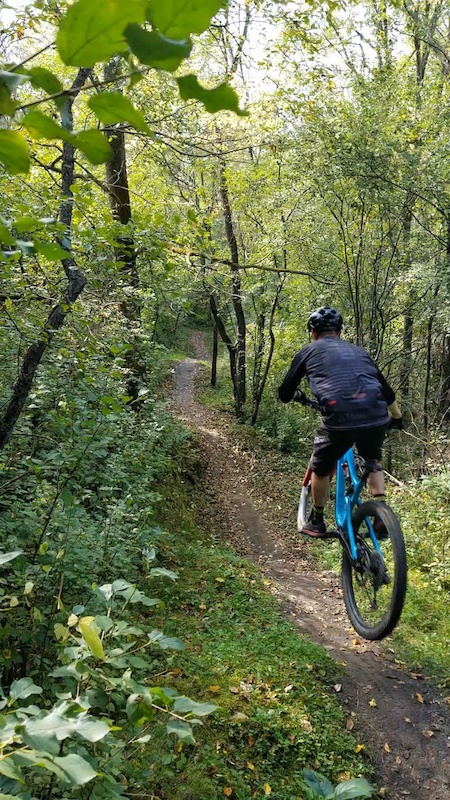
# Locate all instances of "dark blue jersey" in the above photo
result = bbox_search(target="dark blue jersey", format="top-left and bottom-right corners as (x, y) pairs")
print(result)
(278, 336), (395, 430)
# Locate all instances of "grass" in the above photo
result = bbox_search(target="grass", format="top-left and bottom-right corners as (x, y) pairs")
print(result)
(145, 478), (373, 800)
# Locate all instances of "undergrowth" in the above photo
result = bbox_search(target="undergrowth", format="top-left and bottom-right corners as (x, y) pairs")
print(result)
(198, 342), (450, 689)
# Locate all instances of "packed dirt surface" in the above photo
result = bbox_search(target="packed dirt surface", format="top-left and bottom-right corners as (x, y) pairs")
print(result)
(170, 332), (450, 800)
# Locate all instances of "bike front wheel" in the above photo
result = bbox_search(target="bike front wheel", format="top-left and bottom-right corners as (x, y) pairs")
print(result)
(341, 500), (407, 641)
(298, 483), (312, 531)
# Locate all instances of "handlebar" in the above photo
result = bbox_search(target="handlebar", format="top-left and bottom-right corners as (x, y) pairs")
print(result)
(292, 390), (322, 412)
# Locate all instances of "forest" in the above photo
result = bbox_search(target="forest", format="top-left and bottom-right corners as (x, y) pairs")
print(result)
(0, 0), (449, 798)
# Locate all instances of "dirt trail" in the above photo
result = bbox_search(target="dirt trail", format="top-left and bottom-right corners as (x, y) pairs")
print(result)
(171, 333), (450, 800)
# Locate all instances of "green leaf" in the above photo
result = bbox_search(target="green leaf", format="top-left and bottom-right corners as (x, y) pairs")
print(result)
(35, 242), (70, 261)
(0, 85), (16, 115)
(0, 130), (30, 174)
(149, 567), (178, 580)
(173, 696), (217, 716)
(27, 67), (63, 95)
(14, 751), (97, 785)
(9, 677), (43, 701)
(303, 768), (334, 797)
(148, 629), (185, 650)
(334, 778), (374, 799)
(56, 0), (147, 67)
(125, 25), (192, 71)
(0, 224), (15, 246)
(79, 619), (105, 660)
(0, 549), (23, 566)
(166, 718), (195, 742)
(147, 0), (224, 39)
(0, 756), (23, 781)
(177, 75), (246, 115)
(88, 91), (150, 132)
(0, 70), (28, 92)
(0, 70), (27, 117)
(14, 216), (42, 233)
(73, 129), (112, 164)
(23, 109), (72, 142)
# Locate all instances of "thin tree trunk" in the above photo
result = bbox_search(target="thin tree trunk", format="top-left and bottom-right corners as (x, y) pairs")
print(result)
(104, 59), (141, 404)
(0, 68), (91, 451)
(211, 322), (218, 387)
(209, 293), (237, 396)
(219, 162), (246, 415)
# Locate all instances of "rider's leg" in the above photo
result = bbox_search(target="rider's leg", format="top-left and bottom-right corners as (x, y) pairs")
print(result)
(311, 472), (330, 519)
(367, 465), (385, 498)
(302, 427), (352, 537)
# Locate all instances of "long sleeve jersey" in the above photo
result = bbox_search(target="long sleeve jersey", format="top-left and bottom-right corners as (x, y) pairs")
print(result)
(278, 336), (395, 430)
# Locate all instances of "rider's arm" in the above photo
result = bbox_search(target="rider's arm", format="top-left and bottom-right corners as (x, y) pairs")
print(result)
(376, 368), (402, 421)
(278, 349), (308, 402)
(387, 400), (402, 419)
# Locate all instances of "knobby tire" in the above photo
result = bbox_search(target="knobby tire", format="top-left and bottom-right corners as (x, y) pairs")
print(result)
(341, 500), (407, 641)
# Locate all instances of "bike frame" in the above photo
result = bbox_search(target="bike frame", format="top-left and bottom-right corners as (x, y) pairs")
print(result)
(335, 448), (382, 560)
(302, 447), (382, 561)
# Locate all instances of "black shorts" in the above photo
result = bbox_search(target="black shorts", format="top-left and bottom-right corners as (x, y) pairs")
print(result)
(310, 423), (388, 477)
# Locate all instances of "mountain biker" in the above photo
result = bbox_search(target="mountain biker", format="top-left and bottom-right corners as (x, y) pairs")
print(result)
(278, 307), (403, 538)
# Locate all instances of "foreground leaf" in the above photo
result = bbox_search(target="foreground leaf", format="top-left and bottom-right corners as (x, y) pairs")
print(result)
(303, 768), (334, 797)
(88, 91), (150, 132)
(0, 549), (23, 566)
(147, 0), (225, 39)
(0, 131), (30, 174)
(57, 0), (146, 66)
(125, 25), (191, 71)
(334, 778), (374, 799)
(73, 130), (112, 165)
(79, 619), (105, 660)
(177, 75), (246, 115)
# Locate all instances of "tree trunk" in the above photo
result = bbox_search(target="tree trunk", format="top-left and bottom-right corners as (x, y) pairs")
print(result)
(104, 60), (141, 403)
(219, 162), (246, 416)
(211, 322), (218, 387)
(0, 68), (91, 451)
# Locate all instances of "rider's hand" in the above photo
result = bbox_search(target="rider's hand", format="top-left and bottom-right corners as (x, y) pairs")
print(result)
(389, 415), (403, 430)
(293, 389), (307, 405)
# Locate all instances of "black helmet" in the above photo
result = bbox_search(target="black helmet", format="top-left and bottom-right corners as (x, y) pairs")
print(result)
(307, 306), (343, 333)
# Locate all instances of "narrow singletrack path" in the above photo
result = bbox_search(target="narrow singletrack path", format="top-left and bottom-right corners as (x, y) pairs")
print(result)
(170, 333), (450, 800)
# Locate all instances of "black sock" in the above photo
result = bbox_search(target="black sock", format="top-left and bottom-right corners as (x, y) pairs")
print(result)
(312, 505), (324, 522)
(373, 494), (386, 502)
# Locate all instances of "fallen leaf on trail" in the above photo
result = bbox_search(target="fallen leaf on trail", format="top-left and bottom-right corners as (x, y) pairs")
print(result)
(263, 784), (271, 795)
(247, 761), (255, 771)
(231, 712), (248, 722)
(334, 683), (342, 692)
(369, 698), (378, 707)
(416, 692), (424, 703)
(207, 685), (221, 694)
(215, 577), (225, 583)
(422, 730), (434, 737)
(229, 686), (239, 694)
(346, 718), (354, 730)
(223, 789), (233, 797)
(384, 743), (391, 752)
(355, 744), (365, 753)
(301, 719), (313, 732)
(396, 756), (402, 764)
(404, 717), (411, 723)
(199, 603), (207, 610)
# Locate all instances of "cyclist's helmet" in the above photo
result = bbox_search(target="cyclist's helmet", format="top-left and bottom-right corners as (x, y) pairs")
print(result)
(307, 306), (343, 333)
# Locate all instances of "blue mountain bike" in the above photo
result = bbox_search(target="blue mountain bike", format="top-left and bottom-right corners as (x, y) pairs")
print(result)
(297, 396), (407, 641)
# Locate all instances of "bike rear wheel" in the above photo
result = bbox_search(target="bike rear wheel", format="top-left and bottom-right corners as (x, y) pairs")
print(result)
(341, 500), (407, 640)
